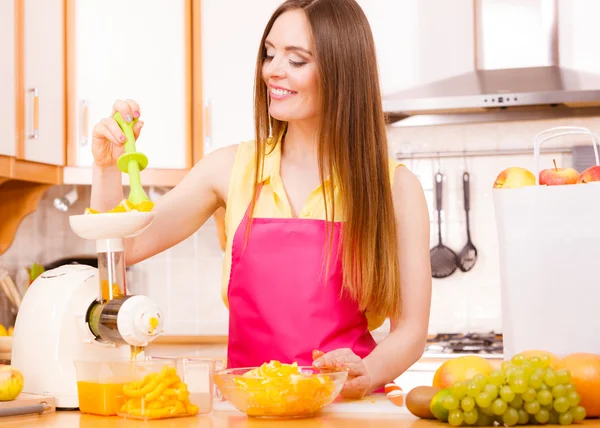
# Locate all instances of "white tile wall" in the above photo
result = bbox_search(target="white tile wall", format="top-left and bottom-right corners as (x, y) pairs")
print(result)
(2, 115), (600, 339)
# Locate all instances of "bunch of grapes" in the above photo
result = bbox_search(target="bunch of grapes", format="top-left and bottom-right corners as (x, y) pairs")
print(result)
(441, 354), (587, 426)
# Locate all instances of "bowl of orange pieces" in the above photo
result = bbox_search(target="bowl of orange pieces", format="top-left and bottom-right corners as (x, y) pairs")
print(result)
(214, 360), (347, 419)
(85, 199), (154, 215)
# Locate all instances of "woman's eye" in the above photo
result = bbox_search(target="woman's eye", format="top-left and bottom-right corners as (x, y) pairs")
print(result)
(289, 59), (307, 67)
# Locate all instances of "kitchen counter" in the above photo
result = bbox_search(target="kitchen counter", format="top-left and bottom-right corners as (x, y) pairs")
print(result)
(3, 408), (600, 428)
(2, 395), (599, 428)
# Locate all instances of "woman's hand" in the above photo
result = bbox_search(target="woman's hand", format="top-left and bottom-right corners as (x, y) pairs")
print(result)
(312, 348), (372, 399)
(92, 99), (144, 167)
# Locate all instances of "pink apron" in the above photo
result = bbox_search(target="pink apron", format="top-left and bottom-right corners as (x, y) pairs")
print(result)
(226, 186), (378, 369)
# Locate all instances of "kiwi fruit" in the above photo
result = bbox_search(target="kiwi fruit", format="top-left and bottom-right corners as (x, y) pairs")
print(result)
(405, 385), (442, 419)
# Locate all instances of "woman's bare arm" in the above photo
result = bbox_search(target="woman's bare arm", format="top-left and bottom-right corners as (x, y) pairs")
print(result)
(122, 144), (238, 265)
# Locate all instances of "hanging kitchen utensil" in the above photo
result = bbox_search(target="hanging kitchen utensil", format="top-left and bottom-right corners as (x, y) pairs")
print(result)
(458, 170), (478, 272)
(430, 171), (458, 278)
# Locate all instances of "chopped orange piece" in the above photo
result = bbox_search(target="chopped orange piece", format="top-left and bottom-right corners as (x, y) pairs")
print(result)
(84, 207), (99, 214)
(136, 200), (155, 212)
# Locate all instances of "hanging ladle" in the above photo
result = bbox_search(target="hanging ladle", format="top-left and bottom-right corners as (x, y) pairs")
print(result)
(430, 169), (458, 278)
(457, 169), (478, 272)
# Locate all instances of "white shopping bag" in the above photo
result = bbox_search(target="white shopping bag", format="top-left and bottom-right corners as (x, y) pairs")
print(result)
(493, 126), (600, 359)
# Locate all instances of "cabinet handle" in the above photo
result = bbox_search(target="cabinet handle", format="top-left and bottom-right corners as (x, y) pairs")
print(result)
(27, 88), (39, 140)
(79, 100), (89, 146)
(203, 101), (212, 150)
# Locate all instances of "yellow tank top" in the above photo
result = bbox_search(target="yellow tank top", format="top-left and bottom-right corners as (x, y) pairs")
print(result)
(221, 139), (402, 331)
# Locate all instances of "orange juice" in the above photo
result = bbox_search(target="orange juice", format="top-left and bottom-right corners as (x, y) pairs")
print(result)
(77, 381), (125, 416)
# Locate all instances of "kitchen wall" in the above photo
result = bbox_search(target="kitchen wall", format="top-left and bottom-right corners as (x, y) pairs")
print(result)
(2, 116), (600, 339)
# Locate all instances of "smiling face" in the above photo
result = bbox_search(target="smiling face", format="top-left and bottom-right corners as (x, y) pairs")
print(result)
(262, 10), (319, 123)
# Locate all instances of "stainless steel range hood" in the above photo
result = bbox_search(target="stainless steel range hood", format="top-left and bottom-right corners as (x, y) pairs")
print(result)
(383, 0), (600, 127)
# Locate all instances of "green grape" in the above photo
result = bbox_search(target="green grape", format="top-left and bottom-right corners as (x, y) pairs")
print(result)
(503, 406), (519, 426)
(464, 408), (479, 425)
(517, 409), (530, 425)
(525, 400), (540, 415)
(534, 408), (550, 424)
(512, 354), (526, 366)
(467, 382), (482, 398)
(539, 355), (551, 368)
(476, 412), (495, 426)
(564, 383), (576, 394)
(484, 383), (498, 400)
(521, 361), (534, 377)
(500, 385), (515, 402)
(509, 368), (526, 381)
(472, 374), (487, 390)
(510, 378), (527, 394)
(452, 381), (468, 399)
(529, 356), (542, 368)
(448, 409), (464, 427)
(566, 390), (581, 407)
(552, 384), (567, 398)
(544, 369), (557, 387)
(488, 369), (505, 386)
(548, 410), (559, 425)
(502, 361), (515, 372)
(461, 396), (476, 412)
(479, 405), (494, 417)
(528, 373), (543, 390)
(553, 396), (570, 413)
(491, 398), (508, 415)
(444, 395), (460, 410)
(571, 406), (586, 421)
(537, 389), (553, 406)
(476, 392), (492, 408)
(522, 388), (537, 402)
(555, 369), (570, 385)
(510, 395), (524, 409)
(558, 411), (573, 425)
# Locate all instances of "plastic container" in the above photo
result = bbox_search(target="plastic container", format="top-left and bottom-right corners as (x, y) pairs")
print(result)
(214, 364), (347, 419)
(493, 126), (600, 359)
(74, 356), (218, 419)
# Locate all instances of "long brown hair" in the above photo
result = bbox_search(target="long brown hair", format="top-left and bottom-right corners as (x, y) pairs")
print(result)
(251, 0), (401, 321)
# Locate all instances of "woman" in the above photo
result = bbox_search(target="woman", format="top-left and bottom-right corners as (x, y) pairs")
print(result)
(91, 0), (432, 399)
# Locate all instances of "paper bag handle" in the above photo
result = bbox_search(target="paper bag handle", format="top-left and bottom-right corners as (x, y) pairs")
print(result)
(533, 126), (600, 185)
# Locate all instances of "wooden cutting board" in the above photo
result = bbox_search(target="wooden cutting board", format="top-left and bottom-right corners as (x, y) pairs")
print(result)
(0, 393), (56, 418)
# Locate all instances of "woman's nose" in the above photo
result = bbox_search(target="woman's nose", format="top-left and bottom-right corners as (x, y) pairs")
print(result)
(263, 57), (286, 79)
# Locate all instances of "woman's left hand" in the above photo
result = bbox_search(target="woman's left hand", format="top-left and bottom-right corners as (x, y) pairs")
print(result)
(312, 348), (372, 399)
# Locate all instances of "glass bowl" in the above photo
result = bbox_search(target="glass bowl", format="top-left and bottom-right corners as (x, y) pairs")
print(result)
(214, 363), (348, 419)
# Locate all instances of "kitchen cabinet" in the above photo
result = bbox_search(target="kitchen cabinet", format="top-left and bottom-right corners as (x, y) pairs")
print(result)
(358, 0), (474, 96)
(201, 0), (282, 152)
(0, 1), (17, 158)
(558, 0), (600, 73)
(22, 0), (65, 166)
(66, 0), (195, 171)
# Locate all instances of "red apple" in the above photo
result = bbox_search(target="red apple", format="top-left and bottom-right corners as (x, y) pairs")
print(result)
(539, 159), (579, 185)
(576, 165), (600, 183)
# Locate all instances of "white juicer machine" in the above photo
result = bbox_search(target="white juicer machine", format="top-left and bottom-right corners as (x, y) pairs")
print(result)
(11, 211), (164, 408)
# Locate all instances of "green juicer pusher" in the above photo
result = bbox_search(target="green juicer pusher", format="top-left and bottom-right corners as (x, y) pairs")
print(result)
(113, 112), (150, 205)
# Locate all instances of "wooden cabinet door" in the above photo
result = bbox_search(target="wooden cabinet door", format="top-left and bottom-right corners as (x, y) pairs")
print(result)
(69, 0), (191, 170)
(0, 0), (17, 158)
(22, 0), (65, 165)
